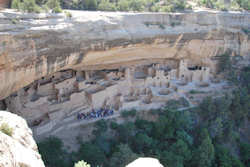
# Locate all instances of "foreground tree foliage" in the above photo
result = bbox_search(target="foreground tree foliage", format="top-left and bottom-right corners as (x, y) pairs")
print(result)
(240, 142), (250, 166)
(77, 143), (107, 167)
(38, 137), (72, 167)
(193, 128), (215, 167)
(215, 145), (245, 167)
(74, 160), (91, 167)
(109, 144), (139, 167)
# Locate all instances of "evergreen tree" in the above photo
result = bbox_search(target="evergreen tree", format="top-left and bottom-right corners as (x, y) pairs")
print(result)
(240, 142), (250, 166)
(132, 133), (154, 153)
(110, 144), (139, 167)
(38, 137), (70, 167)
(193, 128), (215, 167)
(77, 143), (107, 167)
(84, 0), (97, 10)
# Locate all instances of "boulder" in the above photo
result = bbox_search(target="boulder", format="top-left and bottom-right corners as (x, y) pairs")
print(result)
(0, 111), (45, 167)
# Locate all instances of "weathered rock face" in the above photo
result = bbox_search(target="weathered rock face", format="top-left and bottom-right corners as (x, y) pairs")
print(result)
(0, 111), (45, 167)
(0, 10), (249, 100)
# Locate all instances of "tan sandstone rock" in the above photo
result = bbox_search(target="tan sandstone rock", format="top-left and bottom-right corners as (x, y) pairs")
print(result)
(0, 111), (45, 167)
(0, 10), (249, 100)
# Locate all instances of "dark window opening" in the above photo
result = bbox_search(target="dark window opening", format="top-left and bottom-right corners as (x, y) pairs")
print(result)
(103, 69), (119, 73)
(188, 66), (202, 71)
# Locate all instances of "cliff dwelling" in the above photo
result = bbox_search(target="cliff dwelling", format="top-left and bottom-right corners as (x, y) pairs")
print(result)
(1, 58), (228, 137)
(1, 0), (250, 165)
(0, 9), (249, 142)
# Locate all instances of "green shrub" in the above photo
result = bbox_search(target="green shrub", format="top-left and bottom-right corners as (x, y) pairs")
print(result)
(45, 0), (59, 9)
(53, 6), (62, 13)
(11, 0), (21, 9)
(189, 89), (206, 94)
(197, 0), (249, 11)
(41, 4), (49, 12)
(129, 0), (145, 11)
(77, 143), (107, 167)
(98, 0), (117, 11)
(239, 142), (250, 166)
(22, 0), (41, 13)
(84, 0), (97, 10)
(0, 123), (13, 136)
(110, 121), (119, 129)
(151, 4), (161, 12)
(186, 4), (192, 9)
(110, 144), (139, 167)
(46, 0), (62, 13)
(12, 0), (41, 13)
(214, 1), (228, 11)
(117, 0), (129, 11)
(93, 119), (108, 136)
(242, 28), (250, 34)
(166, 97), (189, 109)
(217, 52), (232, 73)
(237, 0), (250, 10)
(121, 109), (137, 118)
(160, 5), (175, 12)
(11, 18), (19, 24)
(158, 24), (165, 30)
(174, 0), (187, 10)
(170, 21), (181, 27)
(64, 11), (72, 18)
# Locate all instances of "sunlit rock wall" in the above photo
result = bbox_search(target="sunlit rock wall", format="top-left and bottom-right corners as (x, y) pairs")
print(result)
(0, 10), (249, 100)
(0, 111), (45, 167)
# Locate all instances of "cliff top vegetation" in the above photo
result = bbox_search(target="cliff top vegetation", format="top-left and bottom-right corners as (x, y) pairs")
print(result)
(9, 0), (250, 14)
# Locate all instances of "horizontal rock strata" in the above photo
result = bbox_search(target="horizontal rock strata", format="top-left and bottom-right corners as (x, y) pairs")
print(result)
(0, 10), (249, 100)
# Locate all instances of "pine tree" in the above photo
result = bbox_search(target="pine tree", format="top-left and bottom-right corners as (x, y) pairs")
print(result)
(194, 128), (215, 167)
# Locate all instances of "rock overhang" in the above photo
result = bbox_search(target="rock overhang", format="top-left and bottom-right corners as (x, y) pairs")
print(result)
(0, 9), (249, 100)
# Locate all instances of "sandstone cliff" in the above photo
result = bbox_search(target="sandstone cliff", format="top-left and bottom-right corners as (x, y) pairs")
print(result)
(0, 111), (45, 167)
(0, 9), (249, 100)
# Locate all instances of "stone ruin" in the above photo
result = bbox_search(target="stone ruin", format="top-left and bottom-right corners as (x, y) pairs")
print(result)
(1, 58), (225, 137)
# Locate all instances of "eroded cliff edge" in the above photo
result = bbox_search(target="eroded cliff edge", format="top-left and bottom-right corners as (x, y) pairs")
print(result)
(0, 10), (249, 100)
(0, 111), (45, 167)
